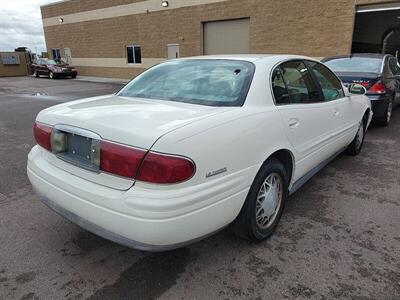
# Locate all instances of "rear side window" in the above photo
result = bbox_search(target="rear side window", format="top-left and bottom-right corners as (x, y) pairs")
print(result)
(308, 61), (345, 101)
(279, 60), (321, 104)
(271, 68), (290, 104)
(388, 57), (400, 76)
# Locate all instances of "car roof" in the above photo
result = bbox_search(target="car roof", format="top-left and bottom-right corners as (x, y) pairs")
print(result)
(323, 53), (391, 61)
(179, 54), (316, 63)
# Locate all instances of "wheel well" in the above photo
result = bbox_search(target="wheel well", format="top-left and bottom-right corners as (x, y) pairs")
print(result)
(363, 108), (371, 126)
(268, 150), (294, 185)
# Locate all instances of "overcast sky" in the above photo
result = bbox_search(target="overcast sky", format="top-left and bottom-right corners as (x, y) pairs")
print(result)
(0, 0), (60, 53)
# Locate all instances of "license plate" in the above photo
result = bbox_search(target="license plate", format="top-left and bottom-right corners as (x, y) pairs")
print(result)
(51, 125), (101, 172)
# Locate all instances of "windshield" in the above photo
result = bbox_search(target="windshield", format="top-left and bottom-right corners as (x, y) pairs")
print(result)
(324, 57), (382, 73)
(118, 59), (255, 106)
(45, 59), (66, 65)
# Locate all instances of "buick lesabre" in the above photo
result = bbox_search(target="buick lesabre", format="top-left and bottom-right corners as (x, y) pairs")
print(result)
(28, 55), (372, 251)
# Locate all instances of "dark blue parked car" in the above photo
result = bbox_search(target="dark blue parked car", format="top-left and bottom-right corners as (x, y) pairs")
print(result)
(322, 54), (400, 126)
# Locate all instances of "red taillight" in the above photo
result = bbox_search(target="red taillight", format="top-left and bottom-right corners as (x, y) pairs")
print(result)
(100, 141), (195, 183)
(367, 82), (386, 94)
(33, 122), (52, 151)
(32, 124), (195, 184)
(137, 152), (195, 184)
(100, 141), (147, 178)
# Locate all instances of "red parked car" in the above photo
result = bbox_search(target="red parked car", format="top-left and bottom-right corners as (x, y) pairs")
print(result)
(32, 58), (78, 79)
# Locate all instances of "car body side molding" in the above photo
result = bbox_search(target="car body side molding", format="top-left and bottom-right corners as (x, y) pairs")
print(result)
(289, 147), (346, 195)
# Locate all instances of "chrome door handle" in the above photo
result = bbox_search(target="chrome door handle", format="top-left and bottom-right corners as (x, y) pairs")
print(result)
(288, 118), (299, 128)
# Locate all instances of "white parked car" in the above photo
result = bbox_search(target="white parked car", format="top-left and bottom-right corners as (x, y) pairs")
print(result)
(28, 55), (372, 251)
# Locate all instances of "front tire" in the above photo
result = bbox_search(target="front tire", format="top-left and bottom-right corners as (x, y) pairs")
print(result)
(49, 71), (55, 79)
(33, 70), (39, 78)
(345, 117), (366, 156)
(231, 158), (288, 242)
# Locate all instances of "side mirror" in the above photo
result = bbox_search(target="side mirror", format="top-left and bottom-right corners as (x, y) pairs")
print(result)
(348, 83), (367, 95)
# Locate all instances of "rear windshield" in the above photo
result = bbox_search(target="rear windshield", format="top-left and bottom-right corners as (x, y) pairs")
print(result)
(324, 57), (382, 73)
(118, 59), (255, 106)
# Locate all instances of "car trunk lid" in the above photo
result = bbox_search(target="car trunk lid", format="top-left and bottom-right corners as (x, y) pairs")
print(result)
(336, 71), (380, 90)
(36, 94), (231, 190)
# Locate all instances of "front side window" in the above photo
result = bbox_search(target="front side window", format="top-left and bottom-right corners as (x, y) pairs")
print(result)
(118, 59), (255, 106)
(127, 45), (142, 64)
(279, 60), (321, 104)
(308, 61), (344, 101)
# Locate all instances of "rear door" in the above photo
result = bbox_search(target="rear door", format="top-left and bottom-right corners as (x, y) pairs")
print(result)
(38, 59), (48, 75)
(34, 59), (43, 74)
(272, 60), (339, 181)
(32, 60), (40, 74)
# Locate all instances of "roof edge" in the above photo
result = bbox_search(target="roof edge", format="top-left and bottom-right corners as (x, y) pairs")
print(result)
(40, 0), (72, 9)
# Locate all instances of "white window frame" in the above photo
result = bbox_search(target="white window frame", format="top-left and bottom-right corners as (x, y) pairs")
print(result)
(126, 45), (142, 64)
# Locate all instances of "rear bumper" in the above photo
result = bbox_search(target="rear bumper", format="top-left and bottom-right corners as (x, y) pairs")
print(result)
(27, 146), (249, 251)
(367, 94), (390, 119)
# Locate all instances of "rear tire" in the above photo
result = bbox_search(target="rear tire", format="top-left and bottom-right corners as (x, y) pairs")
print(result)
(71, 74), (77, 79)
(345, 117), (366, 156)
(231, 158), (288, 242)
(33, 70), (39, 78)
(377, 98), (393, 127)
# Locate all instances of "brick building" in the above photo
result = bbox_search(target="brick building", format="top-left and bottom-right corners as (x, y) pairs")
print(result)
(41, 0), (400, 79)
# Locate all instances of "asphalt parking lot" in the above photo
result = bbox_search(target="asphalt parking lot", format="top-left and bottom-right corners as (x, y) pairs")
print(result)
(0, 76), (399, 300)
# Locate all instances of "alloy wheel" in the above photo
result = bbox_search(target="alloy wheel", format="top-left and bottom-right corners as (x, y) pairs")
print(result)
(255, 173), (283, 230)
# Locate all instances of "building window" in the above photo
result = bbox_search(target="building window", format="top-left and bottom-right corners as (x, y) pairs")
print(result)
(126, 45), (142, 64)
(52, 48), (61, 60)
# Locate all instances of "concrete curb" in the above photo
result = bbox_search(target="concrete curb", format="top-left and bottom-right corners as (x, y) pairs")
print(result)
(73, 76), (130, 85)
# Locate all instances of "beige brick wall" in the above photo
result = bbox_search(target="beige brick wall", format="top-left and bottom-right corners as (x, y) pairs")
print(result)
(0, 52), (28, 77)
(41, 0), (398, 79)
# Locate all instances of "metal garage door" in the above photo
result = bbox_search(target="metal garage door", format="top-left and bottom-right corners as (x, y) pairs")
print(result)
(203, 18), (250, 55)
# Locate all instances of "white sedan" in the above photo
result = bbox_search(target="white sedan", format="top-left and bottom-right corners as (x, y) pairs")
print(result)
(27, 55), (372, 251)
